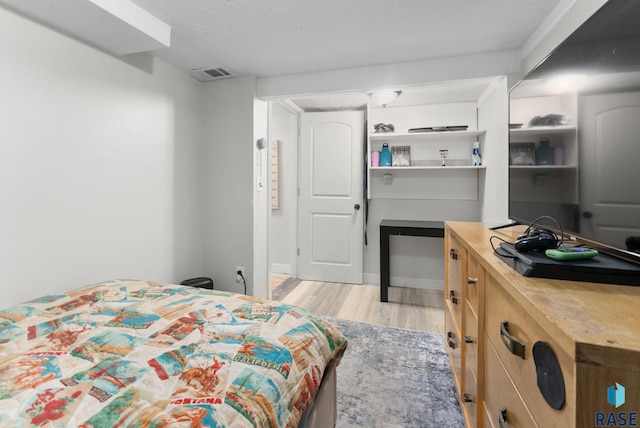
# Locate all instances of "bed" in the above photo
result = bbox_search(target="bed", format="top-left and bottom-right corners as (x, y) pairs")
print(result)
(0, 279), (347, 427)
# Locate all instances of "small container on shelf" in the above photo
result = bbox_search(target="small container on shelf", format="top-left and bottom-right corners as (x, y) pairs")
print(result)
(554, 147), (565, 165)
(371, 151), (380, 167)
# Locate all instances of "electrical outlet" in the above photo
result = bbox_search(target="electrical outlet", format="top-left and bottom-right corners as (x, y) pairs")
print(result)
(235, 266), (245, 283)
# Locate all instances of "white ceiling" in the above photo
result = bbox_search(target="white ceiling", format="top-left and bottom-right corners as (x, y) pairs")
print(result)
(1, 0), (564, 108)
(129, 0), (562, 78)
(1, 0), (563, 77)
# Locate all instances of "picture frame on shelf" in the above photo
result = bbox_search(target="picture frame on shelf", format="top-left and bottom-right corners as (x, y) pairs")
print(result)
(391, 145), (411, 166)
(510, 142), (536, 165)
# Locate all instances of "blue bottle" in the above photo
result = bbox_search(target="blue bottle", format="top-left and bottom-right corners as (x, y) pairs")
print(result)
(380, 143), (392, 166)
(536, 138), (554, 165)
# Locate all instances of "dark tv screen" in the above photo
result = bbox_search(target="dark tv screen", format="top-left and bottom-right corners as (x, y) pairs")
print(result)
(508, 0), (640, 265)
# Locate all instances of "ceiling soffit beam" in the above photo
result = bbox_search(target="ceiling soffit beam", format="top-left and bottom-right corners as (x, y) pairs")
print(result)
(0, 0), (171, 55)
(257, 50), (521, 100)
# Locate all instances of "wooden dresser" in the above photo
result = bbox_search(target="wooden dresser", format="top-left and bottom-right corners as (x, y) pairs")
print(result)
(444, 221), (640, 428)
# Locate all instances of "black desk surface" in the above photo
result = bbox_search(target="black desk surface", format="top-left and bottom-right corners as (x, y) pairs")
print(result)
(380, 220), (444, 230)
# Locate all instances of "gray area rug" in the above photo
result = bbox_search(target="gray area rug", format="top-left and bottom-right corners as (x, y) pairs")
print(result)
(325, 316), (464, 428)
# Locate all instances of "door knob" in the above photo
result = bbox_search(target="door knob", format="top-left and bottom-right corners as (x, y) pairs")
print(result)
(354, 204), (360, 211)
(583, 211), (593, 219)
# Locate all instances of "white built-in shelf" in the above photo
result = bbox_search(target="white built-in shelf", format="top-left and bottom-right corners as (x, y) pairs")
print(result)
(509, 125), (575, 137)
(371, 165), (486, 171)
(509, 165), (575, 170)
(370, 129), (486, 142)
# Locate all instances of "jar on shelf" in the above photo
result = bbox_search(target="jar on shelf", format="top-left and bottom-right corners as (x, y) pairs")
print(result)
(371, 151), (380, 167)
(554, 147), (565, 165)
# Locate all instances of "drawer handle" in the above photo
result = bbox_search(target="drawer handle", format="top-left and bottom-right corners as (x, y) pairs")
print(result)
(450, 249), (459, 260)
(466, 277), (478, 284)
(464, 335), (474, 344)
(449, 290), (458, 305)
(447, 331), (456, 349)
(462, 392), (474, 403)
(500, 320), (526, 359)
(498, 407), (508, 428)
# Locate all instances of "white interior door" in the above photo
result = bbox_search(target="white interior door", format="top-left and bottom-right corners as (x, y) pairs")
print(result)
(298, 111), (364, 284)
(579, 91), (640, 248)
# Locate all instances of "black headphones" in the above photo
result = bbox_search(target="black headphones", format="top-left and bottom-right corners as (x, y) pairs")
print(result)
(513, 216), (563, 252)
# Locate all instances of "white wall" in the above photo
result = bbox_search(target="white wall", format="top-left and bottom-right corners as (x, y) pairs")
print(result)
(0, 7), (204, 307)
(268, 103), (299, 277)
(202, 77), (260, 295)
(253, 98), (269, 299)
(478, 77), (510, 226)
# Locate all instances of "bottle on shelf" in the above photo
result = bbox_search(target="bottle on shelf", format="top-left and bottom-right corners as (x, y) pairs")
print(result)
(380, 143), (392, 166)
(536, 138), (554, 165)
(472, 141), (482, 166)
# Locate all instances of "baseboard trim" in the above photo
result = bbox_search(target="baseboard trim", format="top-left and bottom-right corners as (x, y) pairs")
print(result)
(271, 263), (291, 274)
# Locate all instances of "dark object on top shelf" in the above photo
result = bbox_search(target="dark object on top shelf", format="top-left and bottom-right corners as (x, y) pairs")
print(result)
(408, 125), (468, 133)
(528, 114), (568, 127)
(180, 277), (214, 289)
(373, 123), (395, 133)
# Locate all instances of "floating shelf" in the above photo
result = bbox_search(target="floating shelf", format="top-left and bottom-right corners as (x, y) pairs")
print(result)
(370, 129), (486, 142)
(509, 165), (575, 170)
(509, 126), (576, 137)
(371, 165), (486, 171)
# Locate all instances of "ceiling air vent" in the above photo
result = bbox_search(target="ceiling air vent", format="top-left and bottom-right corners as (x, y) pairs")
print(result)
(190, 67), (235, 82)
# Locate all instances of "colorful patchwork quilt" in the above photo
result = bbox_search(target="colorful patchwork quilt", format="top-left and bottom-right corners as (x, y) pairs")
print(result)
(0, 280), (347, 427)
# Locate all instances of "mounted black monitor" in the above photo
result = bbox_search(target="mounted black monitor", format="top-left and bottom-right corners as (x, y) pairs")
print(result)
(508, 0), (640, 268)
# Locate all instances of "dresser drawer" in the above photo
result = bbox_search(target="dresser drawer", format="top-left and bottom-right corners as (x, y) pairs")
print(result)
(447, 234), (463, 327)
(464, 251), (480, 313)
(484, 275), (575, 428)
(445, 301), (462, 393)
(463, 301), (479, 379)
(463, 349), (479, 428)
(463, 303), (480, 427)
(484, 336), (537, 428)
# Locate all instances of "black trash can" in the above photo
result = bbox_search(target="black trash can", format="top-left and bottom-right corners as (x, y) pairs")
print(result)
(180, 277), (214, 290)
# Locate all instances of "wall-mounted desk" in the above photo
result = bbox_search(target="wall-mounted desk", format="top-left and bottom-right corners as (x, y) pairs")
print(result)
(379, 220), (445, 302)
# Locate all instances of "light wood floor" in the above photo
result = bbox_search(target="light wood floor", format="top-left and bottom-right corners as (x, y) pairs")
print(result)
(277, 280), (445, 334)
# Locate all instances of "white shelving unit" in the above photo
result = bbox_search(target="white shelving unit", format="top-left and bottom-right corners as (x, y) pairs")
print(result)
(509, 94), (579, 218)
(366, 103), (488, 199)
(509, 125), (577, 169)
(370, 165), (487, 171)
